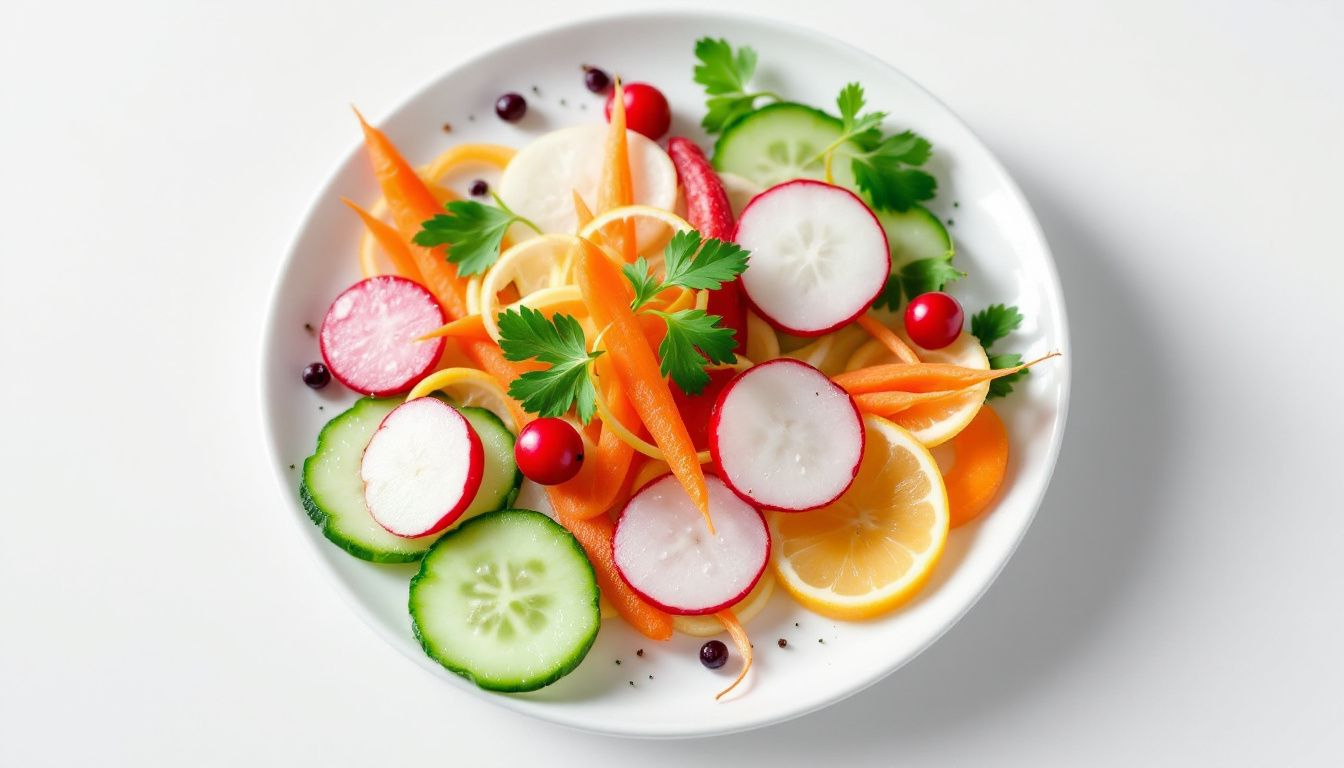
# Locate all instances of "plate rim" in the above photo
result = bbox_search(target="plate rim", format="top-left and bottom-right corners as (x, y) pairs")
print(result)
(258, 8), (1072, 739)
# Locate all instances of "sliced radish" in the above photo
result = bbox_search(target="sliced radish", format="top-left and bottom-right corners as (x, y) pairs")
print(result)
(734, 180), (889, 336)
(613, 474), (769, 616)
(361, 398), (484, 538)
(319, 276), (446, 396)
(709, 359), (864, 512)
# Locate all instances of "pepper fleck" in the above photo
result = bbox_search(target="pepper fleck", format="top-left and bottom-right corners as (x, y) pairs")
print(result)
(794, 622), (799, 628)
(468, 114), (476, 122)
(318, 406), (324, 411)
(777, 638), (788, 648)
(628, 680), (635, 687)
(947, 218), (954, 226)
(648, 675), (654, 680)
(289, 464), (295, 470)
(559, 98), (568, 107)
(636, 649), (644, 657)
(531, 85), (541, 96)
(818, 638), (825, 644)
(441, 122), (453, 133)
(953, 201), (960, 208)
(615, 659), (621, 665)
(303, 323), (314, 334)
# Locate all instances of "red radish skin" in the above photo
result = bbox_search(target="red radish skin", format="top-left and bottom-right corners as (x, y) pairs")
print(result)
(361, 398), (484, 538)
(319, 276), (446, 396)
(612, 474), (770, 616)
(709, 359), (865, 512)
(668, 137), (747, 353)
(733, 180), (890, 337)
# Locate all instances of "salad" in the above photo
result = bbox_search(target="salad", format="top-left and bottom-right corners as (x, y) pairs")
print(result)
(294, 38), (1054, 699)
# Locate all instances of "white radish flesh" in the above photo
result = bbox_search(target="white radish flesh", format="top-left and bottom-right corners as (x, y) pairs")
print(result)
(710, 359), (864, 511)
(497, 124), (677, 241)
(361, 398), (484, 538)
(734, 180), (889, 336)
(319, 276), (446, 396)
(613, 474), (769, 616)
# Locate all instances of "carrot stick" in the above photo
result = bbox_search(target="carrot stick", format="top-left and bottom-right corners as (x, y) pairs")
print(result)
(855, 313), (920, 364)
(852, 389), (968, 417)
(714, 609), (753, 700)
(577, 238), (712, 529)
(572, 189), (595, 231)
(598, 80), (637, 261)
(343, 198), (424, 281)
(561, 513), (674, 640)
(417, 314), (490, 342)
(354, 108), (470, 318)
(833, 352), (1060, 395)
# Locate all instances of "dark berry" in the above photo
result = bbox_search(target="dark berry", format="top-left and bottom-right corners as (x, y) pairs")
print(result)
(584, 66), (611, 93)
(777, 638), (788, 648)
(495, 92), (527, 122)
(469, 179), (489, 197)
(302, 362), (330, 389)
(699, 640), (728, 669)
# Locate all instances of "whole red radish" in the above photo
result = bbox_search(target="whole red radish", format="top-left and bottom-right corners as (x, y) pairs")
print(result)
(605, 82), (671, 140)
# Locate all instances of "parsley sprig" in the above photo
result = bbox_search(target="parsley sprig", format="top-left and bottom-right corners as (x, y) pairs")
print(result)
(873, 248), (966, 311)
(414, 194), (543, 276)
(809, 83), (936, 212)
(497, 306), (602, 422)
(693, 38), (778, 133)
(971, 304), (1029, 399)
(621, 230), (749, 394)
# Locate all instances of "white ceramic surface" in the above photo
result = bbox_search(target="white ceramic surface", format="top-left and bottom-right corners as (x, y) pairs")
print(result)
(261, 11), (1070, 738)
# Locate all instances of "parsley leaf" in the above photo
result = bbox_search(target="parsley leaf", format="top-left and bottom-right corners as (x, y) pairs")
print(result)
(835, 82), (886, 144)
(987, 353), (1029, 399)
(652, 309), (738, 395)
(496, 306), (601, 422)
(900, 253), (965, 302)
(970, 304), (1025, 348)
(621, 257), (664, 311)
(872, 249), (964, 312)
(872, 275), (904, 312)
(850, 153), (937, 212)
(414, 195), (541, 276)
(970, 305), (1030, 400)
(661, 230), (750, 291)
(624, 231), (749, 310)
(693, 37), (776, 132)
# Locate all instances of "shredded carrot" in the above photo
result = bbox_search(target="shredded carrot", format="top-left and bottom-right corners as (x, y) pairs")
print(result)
(852, 389), (966, 417)
(598, 80), (637, 261)
(344, 198), (424, 282)
(577, 238), (712, 529)
(714, 609), (753, 700)
(833, 352), (1060, 395)
(855, 313), (920, 364)
(417, 314), (490, 342)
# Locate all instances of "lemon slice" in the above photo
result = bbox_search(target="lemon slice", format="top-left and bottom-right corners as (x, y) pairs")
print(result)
(578, 205), (692, 265)
(771, 415), (949, 620)
(406, 368), (517, 432)
(846, 327), (990, 447)
(478, 234), (584, 340)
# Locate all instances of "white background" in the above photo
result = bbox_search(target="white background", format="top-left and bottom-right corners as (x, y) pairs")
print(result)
(2, 1), (1340, 765)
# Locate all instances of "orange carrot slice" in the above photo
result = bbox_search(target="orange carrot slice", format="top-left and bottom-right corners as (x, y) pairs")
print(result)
(343, 198), (424, 282)
(577, 238), (711, 528)
(945, 404), (1010, 528)
(855, 313), (920, 365)
(714, 609), (753, 700)
(598, 80), (637, 261)
(833, 352), (1059, 395)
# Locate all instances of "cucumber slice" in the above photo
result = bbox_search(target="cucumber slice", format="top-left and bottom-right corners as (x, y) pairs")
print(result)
(877, 204), (953, 268)
(712, 103), (860, 190)
(410, 510), (600, 692)
(456, 406), (523, 520)
(299, 398), (520, 563)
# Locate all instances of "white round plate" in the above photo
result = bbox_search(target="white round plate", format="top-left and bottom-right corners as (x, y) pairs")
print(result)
(261, 11), (1070, 739)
